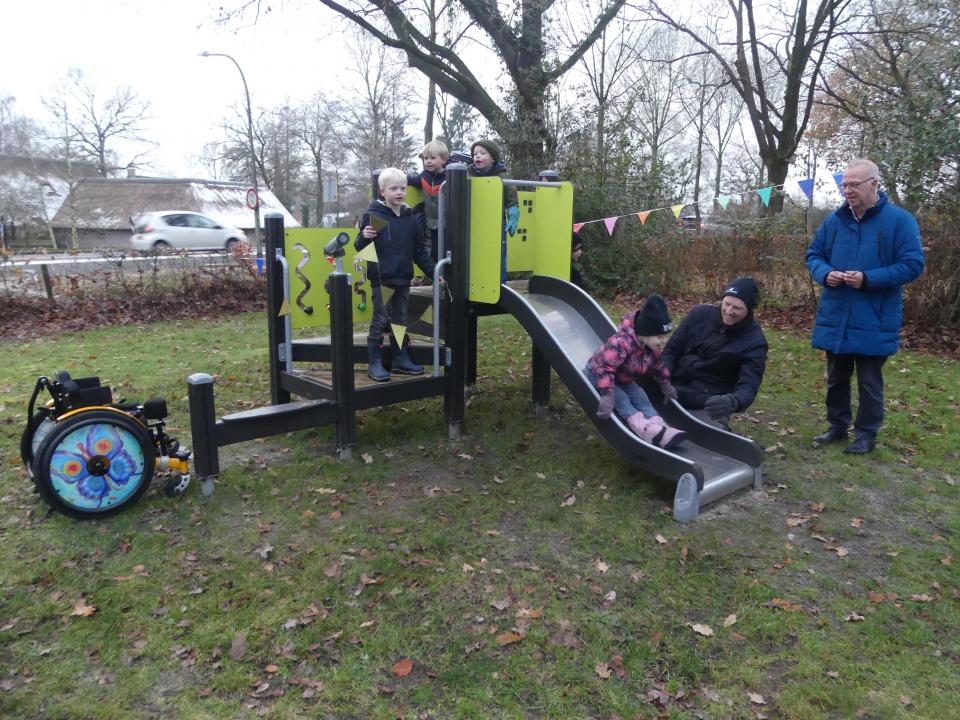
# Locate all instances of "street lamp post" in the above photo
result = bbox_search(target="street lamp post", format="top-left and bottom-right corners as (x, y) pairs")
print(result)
(199, 51), (262, 260)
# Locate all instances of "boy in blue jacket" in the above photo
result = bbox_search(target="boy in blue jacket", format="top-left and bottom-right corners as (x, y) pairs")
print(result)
(356, 168), (436, 382)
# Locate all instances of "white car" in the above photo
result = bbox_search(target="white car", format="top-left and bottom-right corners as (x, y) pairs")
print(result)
(130, 211), (248, 252)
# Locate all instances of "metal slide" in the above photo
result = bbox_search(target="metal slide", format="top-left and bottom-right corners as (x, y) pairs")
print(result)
(498, 275), (762, 522)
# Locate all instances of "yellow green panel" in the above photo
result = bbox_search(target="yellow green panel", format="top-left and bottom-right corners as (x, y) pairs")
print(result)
(468, 177), (504, 303)
(532, 181), (574, 281)
(284, 227), (374, 329)
(509, 190), (535, 271)
(406, 185), (425, 207)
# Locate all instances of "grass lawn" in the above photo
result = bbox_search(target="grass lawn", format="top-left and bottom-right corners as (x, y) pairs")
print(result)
(0, 308), (957, 719)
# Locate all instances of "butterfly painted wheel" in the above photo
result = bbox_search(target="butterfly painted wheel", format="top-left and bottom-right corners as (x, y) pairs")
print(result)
(32, 409), (155, 519)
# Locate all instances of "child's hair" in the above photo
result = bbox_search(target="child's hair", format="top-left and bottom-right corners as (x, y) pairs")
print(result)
(421, 140), (449, 159)
(378, 167), (407, 189)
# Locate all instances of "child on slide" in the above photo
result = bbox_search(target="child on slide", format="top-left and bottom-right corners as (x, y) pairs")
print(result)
(584, 294), (687, 450)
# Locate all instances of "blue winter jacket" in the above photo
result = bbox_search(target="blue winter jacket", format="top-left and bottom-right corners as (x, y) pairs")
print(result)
(355, 200), (435, 288)
(805, 192), (924, 356)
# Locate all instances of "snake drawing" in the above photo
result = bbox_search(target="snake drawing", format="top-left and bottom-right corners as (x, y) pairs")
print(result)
(352, 256), (369, 311)
(292, 243), (314, 315)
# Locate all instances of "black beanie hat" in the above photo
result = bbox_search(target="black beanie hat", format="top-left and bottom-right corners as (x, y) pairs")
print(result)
(634, 294), (673, 336)
(722, 277), (759, 311)
(471, 139), (501, 165)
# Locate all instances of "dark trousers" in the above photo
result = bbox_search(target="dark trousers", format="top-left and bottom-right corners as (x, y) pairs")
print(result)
(825, 352), (887, 440)
(368, 284), (410, 345)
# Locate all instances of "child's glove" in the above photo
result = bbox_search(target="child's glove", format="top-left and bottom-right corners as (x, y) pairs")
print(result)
(596, 392), (615, 420)
(704, 394), (738, 420)
(661, 383), (678, 403)
(506, 205), (520, 236)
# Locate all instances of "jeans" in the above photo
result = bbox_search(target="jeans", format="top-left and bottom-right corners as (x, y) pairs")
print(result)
(825, 352), (887, 440)
(585, 368), (656, 420)
(368, 284), (410, 345)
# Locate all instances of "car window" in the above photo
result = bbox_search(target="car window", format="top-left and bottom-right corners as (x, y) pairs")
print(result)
(187, 214), (218, 229)
(164, 214), (189, 227)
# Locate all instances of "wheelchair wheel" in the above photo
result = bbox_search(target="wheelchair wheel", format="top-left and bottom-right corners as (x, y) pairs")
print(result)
(20, 411), (55, 480)
(32, 409), (155, 519)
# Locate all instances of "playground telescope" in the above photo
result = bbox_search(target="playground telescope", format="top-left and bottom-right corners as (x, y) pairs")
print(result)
(323, 232), (350, 258)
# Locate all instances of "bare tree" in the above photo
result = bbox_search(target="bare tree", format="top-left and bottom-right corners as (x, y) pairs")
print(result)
(300, 0), (628, 176)
(644, 0), (853, 212)
(42, 69), (153, 177)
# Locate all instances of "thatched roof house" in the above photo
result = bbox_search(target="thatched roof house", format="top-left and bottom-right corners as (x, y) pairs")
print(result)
(48, 176), (298, 249)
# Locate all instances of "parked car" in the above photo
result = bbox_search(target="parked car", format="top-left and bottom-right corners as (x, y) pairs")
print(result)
(130, 211), (248, 252)
(677, 213), (733, 235)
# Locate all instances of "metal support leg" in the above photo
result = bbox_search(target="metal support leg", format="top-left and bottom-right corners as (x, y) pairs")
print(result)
(673, 473), (700, 523)
(187, 373), (219, 496)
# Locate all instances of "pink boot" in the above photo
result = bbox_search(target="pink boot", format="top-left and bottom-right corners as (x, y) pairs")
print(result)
(627, 414), (662, 444)
(647, 416), (688, 450)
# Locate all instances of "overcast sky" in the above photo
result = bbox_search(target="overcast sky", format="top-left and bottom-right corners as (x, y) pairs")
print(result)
(5, 0), (363, 177)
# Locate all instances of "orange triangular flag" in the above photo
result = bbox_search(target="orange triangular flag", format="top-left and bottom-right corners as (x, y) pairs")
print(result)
(637, 211), (651, 226)
(572, 222), (585, 234)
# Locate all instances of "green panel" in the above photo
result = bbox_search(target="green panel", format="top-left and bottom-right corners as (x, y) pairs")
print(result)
(509, 190), (535, 271)
(532, 181), (574, 281)
(284, 227), (374, 330)
(468, 177), (504, 303)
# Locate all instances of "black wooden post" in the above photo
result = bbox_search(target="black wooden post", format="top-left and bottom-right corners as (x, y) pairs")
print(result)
(329, 272), (356, 459)
(187, 372), (219, 494)
(443, 163), (470, 436)
(264, 212), (291, 405)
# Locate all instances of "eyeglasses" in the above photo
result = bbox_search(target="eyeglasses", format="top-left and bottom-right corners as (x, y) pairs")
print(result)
(839, 177), (877, 190)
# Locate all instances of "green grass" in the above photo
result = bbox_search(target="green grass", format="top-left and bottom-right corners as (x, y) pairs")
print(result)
(0, 309), (958, 719)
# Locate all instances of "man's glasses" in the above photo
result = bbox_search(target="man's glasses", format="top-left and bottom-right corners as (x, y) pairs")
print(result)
(839, 177), (877, 190)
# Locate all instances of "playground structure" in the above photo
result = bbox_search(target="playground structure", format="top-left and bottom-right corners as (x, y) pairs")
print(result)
(187, 164), (762, 522)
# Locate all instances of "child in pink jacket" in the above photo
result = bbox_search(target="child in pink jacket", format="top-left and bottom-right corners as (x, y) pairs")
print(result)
(585, 294), (687, 450)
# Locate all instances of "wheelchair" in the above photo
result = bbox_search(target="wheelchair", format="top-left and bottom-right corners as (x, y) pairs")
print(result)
(21, 371), (191, 519)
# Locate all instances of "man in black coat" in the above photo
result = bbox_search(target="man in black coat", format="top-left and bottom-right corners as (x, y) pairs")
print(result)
(661, 277), (768, 429)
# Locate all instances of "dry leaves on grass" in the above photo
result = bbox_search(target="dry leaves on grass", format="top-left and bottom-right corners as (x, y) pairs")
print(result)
(689, 623), (714, 637)
(70, 600), (97, 617)
(392, 658), (414, 677)
(228, 633), (248, 660)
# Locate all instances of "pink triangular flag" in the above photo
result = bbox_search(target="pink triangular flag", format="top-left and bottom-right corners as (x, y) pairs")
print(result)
(637, 211), (651, 226)
(572, 222), (585, 234)
(603, 216), (618, 236)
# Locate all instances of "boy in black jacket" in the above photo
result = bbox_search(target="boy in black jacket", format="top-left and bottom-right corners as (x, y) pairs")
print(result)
(407, 140), (448, 264)
(356, 167), (436, 382)
(660, 277), (768, 428)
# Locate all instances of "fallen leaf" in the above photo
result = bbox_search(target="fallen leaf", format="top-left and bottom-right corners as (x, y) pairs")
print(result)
(323, 562), (342, 579)
(361, 453), (374, 464)
(70, 601), (97, 617)
(748, 692), (766, 705)
(392, 658), (413, 677)
(689, 623), (714, 637)
(495, 631), (523, 646)
(561, 494), (576, 507)
(834, 546), (850, 558)
(766, 598), (803, 613)
(844, 611), (865, 622)
(826, 670), (840, 679)
(594, 559), (609, 573)
(535, 472), (546, 479)
(907, 594), (934, 602)
(851, 517), (864, 528)
(490, 598), (511, 611)
(595, 661), (612, 679)
(723, 614), (737, 627)
(655, 534), (668, 545)
(265, 664), (279, 673)
(228, 633), (248, 660)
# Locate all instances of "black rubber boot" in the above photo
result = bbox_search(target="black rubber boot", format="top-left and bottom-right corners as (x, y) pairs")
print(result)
(367, 341), (391, 382)
(391, 337), (424, 375)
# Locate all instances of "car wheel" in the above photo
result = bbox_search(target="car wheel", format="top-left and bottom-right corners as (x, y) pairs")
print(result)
(153, 240), (173, 254)
(225, 238), (242, 253)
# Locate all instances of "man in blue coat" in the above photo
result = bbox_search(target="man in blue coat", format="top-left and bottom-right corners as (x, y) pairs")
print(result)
(806, 159), (925, 454)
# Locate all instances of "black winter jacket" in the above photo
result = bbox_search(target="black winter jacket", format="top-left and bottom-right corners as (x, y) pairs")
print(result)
(355, 200), (435, 288)
(660, 304), (768, 411)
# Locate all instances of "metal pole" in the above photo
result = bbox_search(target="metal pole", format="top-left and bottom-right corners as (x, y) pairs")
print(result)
(200, 52), (263, 260)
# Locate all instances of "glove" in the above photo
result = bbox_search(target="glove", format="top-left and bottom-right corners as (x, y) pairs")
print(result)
(704, 394), (738, 420)
(506, 205), (520, 236)
(596, 392), (615, 420)
(661, 383), (678, 403)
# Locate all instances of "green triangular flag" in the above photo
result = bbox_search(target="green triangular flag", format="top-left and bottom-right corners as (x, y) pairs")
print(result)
(355, 242), (378, 263)
(671, 204), (684, 219)
(278, 298), (290, 317)
(380, 286), (394, 307)
(369, 214), (388, 232)
(715, 195), (730, 210)
(757, 187), (773, 207)
(392, 324), (407, 347)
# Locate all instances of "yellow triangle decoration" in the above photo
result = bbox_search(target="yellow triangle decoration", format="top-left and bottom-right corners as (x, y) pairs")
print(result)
(637, 211), (651, 225)
(392, 324), (407, 347)
(278, 298), (291, 317)
(380, 286), (394, 306)
(355, 242), (378, 263)
(671, 204), (684, 219)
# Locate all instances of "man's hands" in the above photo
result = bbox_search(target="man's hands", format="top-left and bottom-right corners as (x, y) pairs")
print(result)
(596, 392), (615, 420)
(826, 270), (864, 288)
(704, 394), (738, 420)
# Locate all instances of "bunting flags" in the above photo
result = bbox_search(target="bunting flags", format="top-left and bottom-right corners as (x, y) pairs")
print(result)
(355, 242), (378, 263)
(392, 324), (407, 348)
(568, 170), (848, 235)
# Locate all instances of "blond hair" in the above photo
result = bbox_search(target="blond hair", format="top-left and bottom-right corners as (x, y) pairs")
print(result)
(378, 167), (407, 189)
(421, 140), (449, 159)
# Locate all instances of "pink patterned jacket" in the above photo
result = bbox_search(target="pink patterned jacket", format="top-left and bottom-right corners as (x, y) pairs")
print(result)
(586, 313), (672, 394)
